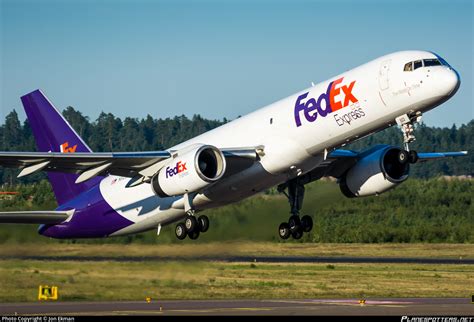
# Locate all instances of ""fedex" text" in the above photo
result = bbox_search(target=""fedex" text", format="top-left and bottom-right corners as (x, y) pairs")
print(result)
(165, 161), (187, 178)
(294, 77), (359, 127)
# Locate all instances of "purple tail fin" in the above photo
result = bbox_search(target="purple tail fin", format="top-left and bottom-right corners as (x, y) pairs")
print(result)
(21, 89), (101, 205)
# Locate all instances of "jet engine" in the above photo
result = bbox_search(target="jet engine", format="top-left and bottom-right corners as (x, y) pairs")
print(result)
(339, 146), (410, 198)
(151, 144), (226, 197)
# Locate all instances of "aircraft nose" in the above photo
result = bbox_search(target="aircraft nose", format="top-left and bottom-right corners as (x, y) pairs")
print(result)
(443, 67), (460, 97)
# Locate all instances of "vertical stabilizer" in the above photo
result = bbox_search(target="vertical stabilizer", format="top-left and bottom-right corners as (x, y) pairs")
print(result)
(21, 90), (101, 205)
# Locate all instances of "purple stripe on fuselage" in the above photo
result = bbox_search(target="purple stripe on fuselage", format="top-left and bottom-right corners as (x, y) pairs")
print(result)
(39, 181), (133, 239)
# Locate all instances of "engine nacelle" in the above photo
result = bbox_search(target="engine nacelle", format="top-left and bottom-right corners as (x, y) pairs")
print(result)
(151, 144), (226, 197)
(339, 146), (410, 198)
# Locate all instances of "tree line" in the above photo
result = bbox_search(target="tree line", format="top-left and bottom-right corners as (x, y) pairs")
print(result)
(0, 178), (471, 244)
(0, 107), (472, 185)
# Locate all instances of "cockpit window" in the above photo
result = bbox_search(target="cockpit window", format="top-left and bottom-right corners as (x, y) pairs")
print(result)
(404, 62), (413, 71)
(403, 58), (445, 71)
(423, 58), (442, 67)
(436, 56), (450, 67)
(413, 60), (423, 70)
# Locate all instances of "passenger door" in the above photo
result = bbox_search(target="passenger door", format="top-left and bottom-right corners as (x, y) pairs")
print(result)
(378, 59), (391, 90)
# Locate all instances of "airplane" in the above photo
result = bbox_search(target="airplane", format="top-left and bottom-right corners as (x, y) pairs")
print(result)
(0, 50), (468, 240)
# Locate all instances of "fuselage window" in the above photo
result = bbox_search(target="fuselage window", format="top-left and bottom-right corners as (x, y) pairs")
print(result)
(423, 58), (442, 67)
(413, 60), (423, 70)
(403, 62), (413, 71)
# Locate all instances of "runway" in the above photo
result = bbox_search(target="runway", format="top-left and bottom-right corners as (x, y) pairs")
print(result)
(0, 298), (473, 315)
(2, 255), (473, 264)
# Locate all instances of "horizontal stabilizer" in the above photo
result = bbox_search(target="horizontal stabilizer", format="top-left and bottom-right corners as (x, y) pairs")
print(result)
(0, 210), (73, 224)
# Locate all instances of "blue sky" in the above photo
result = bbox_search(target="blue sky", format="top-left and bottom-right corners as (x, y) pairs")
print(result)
(1, 0), (472, 127)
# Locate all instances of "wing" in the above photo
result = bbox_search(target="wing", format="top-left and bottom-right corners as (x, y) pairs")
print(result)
(0, 151), (172, 182)
(0, 147), (261, 183)
(417, 151), (468, 161)
(0, 210), (72, 224)
(301, 146), (468, 182)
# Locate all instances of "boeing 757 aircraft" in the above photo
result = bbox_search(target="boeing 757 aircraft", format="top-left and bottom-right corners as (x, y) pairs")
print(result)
(0, 50), (467, 240)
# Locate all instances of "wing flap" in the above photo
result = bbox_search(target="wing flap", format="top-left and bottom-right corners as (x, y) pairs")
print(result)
(0, 211), (72, 224)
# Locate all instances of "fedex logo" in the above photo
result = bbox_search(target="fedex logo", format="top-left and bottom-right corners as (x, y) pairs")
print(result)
(166, 161), (187, 178)
(294, 77), (358, 127)
(60, 142), (77, 153)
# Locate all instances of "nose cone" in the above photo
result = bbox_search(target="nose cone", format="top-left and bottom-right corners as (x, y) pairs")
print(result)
(443, 67), (461, 97)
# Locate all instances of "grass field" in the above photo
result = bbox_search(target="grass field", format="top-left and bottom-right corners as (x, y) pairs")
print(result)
(0, 242), (473, 259)
(0, 177), (472, 302)
(0, 243), (473, 302)
(0, 259), (472, 302)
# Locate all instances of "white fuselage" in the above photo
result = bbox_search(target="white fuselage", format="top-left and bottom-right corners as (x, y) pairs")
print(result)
(101, 50), (459, 236)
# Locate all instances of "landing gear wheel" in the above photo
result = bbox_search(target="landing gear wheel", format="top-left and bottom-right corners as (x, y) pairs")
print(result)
(175, 223), (187, 240)
(188, 230), (200, 240)
(278, 222), (291, 240)
(288, 215), (301, 233)
(185, 216), (198, 233)
(397, 150), (409, 165)
(301, 215), (313, 233)
(291, 227), (303, 240)
(198, 215), (210, 233)
(408, 150), (419, 164)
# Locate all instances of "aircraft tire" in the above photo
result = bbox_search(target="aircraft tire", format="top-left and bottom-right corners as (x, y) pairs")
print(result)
(409, 150), (419, 164)
(398, 150), (409, 165)
(175, 223), (187, 240)
(288, 215), (301, 233)
(185, 216), (198, 233)
(291, 227), (303, 240)
(188, 230), (200, 240)
(198, 215), (210, 233)
(278, 222), (291, 240)
(301, 215), (313, 232)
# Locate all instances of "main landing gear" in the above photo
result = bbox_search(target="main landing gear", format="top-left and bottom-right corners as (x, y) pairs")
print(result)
(175, 193), (210, 240)
(175, 214), (209, 240)
(395, 112), (422, 164)
(277, 179), (313, 240)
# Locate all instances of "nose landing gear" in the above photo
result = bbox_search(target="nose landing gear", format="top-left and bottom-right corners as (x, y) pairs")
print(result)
(395, 112), (421, 164)
(277, 179), (313, 240)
